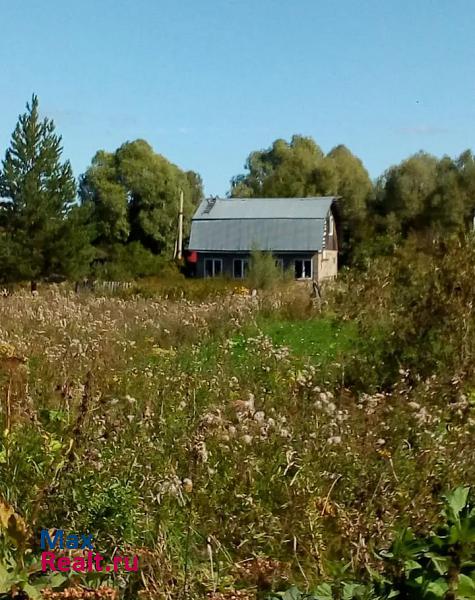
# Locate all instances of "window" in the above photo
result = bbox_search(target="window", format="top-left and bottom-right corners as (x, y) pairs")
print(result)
(328, 214), (334, 236)
(233, 258), (249, 279)
(275, 258), (284, 272)
(294, 259), (312, 279)
(204, 258), (222, 277)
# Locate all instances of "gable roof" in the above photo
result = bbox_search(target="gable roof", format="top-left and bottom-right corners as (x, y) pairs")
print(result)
(189, 196), (337, 252)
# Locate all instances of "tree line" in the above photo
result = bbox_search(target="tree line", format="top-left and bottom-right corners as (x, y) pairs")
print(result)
(231, 135), (475, 264)
(1, 95), (474, 283)
(0, 96), (204, 283)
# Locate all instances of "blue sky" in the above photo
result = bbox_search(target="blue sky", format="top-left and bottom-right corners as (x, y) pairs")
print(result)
(1, 0), (474, 195)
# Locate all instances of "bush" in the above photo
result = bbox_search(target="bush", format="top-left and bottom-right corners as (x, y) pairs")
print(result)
(91, 242), (168, 280)
(267, 487), (475, 600)
(247, 249), (283, 290)
(327, 234), (475, 390)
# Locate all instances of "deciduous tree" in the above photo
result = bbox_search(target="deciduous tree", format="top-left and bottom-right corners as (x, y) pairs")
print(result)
(230, 135), (373, 261)
(80, 140), (203, 257)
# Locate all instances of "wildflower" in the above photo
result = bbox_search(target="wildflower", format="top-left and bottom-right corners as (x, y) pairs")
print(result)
(182, 478), (193, 493)
(327, 435), (342, 445)
(194, 440), (209, 463)
(159, 477), (181, 498)
(242, 434), (253, 445)
(254, 411), (265, 424)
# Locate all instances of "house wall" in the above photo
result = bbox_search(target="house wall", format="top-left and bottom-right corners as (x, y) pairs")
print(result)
(192, 208), (340, 280)
(195, 253), (237, 278)
(195, 252), (319, 279)
(324, 209), (339, 251)
(315, 250), (338, 281)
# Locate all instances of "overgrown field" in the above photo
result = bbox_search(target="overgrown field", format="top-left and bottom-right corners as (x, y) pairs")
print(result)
(0, 250), (474, 600)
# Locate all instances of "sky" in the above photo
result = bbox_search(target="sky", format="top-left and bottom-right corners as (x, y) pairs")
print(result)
(1, 0), (474, 196)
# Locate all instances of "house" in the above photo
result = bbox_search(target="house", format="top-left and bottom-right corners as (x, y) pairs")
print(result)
(187, 196), (340, 282)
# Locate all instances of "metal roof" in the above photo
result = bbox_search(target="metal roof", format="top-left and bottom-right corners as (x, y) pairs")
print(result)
(189, 197), (336, 252)
(193, 196), (336, 220)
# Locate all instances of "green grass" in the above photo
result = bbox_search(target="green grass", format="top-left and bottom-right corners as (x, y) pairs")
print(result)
(170, 317), (357, 389)
(256, 316), (357, 362)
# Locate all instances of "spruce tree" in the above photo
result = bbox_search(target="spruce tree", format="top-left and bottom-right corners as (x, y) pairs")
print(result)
(0, 94), (93, 283)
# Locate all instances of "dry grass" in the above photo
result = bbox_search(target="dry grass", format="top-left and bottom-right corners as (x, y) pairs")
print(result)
(0, 285), (473, 600)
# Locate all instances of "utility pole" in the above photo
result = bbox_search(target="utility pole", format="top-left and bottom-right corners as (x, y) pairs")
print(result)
(177, 188), (184, 260)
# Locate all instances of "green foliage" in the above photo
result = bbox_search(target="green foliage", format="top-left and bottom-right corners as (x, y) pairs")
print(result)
(2, 95), (475, 284)
(79, 139), (203, 257)
(326, 145), (373, 255)
(231, 138), (475, 266)
(0, 555), (66, 600)
(67, 476), (141, 546)
(230, 135), (373, 262)
(268, 581), (377, 600)
(373, 150), (475, 239)
(373, 486), (475, 599)
(269, 487), (475, 600)
(231, 136), (329, 198)
(91, 241), (167, 280)
(0, 496), (67, 599)
(328, 234), (475, 390)
(247, 248), (283, 290)
(0, 95), (93, 282)
(248, 317), (357, 362)
(79, 150), (131, 244)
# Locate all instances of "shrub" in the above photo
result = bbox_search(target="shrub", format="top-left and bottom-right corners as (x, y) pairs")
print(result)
(91, 242), (167, 280)
(132, 275), (235, 300)
(247, 249), (283, 290)
(267, 487), (475, 600)
(328, 234), (475, 390)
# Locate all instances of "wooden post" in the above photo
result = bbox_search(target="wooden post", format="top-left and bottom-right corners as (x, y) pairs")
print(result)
(177, 189), (184, 260)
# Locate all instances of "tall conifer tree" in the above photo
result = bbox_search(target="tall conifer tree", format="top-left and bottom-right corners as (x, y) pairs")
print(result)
(0, 94), (92, 283)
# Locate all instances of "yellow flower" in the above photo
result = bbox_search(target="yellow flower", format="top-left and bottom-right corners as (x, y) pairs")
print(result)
(0, 342), (16, 358)
(233, 286), (249, 296)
